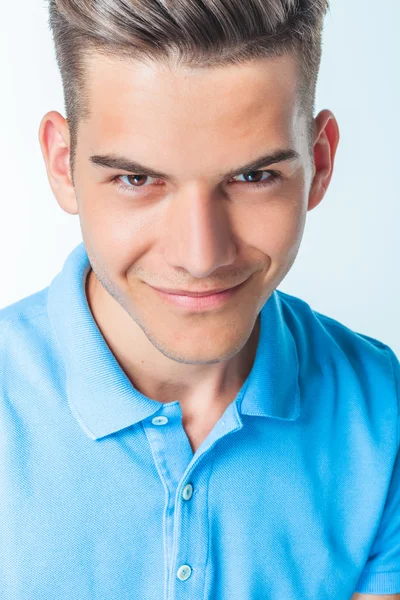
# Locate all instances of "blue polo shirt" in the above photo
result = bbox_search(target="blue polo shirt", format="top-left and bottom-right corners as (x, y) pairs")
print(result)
(0, 241), (399, 599)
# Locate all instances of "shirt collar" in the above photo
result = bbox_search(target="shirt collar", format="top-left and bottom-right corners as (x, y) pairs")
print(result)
(47, 242), (301, 440)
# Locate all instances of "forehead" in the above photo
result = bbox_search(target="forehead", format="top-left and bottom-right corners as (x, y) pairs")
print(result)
(81, 53), (303, 168)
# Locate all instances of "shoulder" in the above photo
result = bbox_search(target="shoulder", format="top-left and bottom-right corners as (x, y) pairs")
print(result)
(276, 289), (399, 392)
(0, 286), (59, 380)
(0, 285), (68, 410)
(0, 286), (50, 341)
(276, 289), (394, 351)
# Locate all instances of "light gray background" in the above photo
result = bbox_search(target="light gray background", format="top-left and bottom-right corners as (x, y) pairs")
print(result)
(0, 0), (398, 354)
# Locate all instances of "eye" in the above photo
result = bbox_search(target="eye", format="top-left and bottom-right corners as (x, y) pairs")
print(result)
(114, 174), (158, 189)
(231, 170), (281, 188)
(110, 169), (282, 195)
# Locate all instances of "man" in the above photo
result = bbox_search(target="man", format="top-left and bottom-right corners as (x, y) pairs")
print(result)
(0, 0), (398, 598)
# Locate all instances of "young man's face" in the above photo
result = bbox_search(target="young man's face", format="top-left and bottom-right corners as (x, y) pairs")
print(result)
(40, 52), (338, 366)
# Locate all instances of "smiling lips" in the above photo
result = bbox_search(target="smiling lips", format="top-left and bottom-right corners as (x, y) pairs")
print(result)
(149, 278), (248, 311)
(150, 282), (243, 297)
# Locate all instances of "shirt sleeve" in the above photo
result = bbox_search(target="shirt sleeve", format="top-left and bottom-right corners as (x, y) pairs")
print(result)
(354, 345), (400, 595)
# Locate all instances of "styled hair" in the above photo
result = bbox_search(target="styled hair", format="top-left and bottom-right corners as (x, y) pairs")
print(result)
(47, 0), (330, 180)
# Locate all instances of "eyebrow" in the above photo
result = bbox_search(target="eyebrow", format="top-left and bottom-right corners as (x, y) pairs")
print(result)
(89, 148), (300, 180)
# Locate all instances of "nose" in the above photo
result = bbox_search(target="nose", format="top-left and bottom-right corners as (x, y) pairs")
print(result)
(162, 184), (238, 280)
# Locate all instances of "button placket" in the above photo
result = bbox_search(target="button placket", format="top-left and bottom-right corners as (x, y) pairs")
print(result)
(151, 411), (196, 587)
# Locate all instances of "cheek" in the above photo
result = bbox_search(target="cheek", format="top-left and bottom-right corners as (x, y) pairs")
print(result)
(246, 196), (307, 259)
(77, 189), (150, 270)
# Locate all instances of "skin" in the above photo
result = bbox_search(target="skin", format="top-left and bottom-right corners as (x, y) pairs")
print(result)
(351, 596), (400, 600)
(38, 52), (340, 442)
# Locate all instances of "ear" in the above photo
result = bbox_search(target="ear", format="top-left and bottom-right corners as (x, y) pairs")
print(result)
(38, 111), (79, 215)
(307, 109), (340, 212)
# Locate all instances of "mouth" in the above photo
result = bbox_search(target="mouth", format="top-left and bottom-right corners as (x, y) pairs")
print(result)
(149, 278), (248, 311)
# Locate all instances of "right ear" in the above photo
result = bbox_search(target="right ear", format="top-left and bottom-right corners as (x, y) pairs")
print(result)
(38, 111), (79, 215)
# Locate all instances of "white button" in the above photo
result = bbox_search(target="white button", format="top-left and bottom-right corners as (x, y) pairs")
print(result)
(177, 564), (192, 581)
(182, 484), (193, 500)
(152, 416), (168, 426)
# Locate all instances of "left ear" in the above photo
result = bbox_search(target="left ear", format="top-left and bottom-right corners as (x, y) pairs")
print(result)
(307, 108), (340, 212)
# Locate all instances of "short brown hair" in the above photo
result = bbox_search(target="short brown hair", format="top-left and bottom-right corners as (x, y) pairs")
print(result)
(47, 0), (330, 180)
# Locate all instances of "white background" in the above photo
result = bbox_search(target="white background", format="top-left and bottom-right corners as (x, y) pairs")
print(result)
(0, 0), (399, 354)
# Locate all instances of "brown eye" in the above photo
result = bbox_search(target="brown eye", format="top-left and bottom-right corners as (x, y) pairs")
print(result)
(111, 173), (161, 196)
(242, 171), (265, 183)
(125, 175), (149, 186)
(231, 170), (281, 188)
(235, 170), (272, 183)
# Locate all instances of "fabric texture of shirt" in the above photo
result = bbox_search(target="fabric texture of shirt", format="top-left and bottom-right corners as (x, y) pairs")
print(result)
(0, 241), (399, 600)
